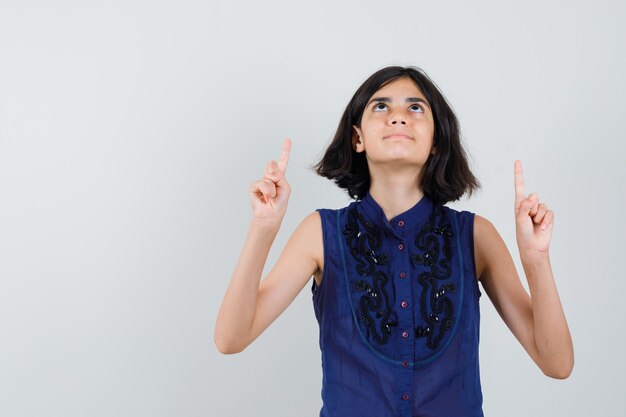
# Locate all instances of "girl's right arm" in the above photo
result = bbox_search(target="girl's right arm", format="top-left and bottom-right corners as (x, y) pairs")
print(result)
(214, 139), (323, 354)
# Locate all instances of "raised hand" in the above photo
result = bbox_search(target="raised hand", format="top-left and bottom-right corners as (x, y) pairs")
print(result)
(248, 139), (292, 225)
(514, 160), (554, 255)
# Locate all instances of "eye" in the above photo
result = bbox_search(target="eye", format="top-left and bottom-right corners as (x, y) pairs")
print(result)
(373, 103), (388, 112)
(409, 104), (424, 113)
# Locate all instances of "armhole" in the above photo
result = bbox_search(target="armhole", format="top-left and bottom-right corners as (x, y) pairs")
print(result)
(312, 209), (328, 295)
(470, 212), (482, 298)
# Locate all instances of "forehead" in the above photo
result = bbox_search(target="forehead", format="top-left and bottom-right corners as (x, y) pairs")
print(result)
(373, 77), (426, 99)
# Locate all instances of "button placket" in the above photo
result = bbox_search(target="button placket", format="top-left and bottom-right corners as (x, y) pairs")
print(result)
(355, 193), (437, 409)
(396, 235), (413, 375)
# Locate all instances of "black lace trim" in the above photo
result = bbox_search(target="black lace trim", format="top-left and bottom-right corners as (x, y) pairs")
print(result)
(344, 208), (396, 344)
(411, 205), (457, 350)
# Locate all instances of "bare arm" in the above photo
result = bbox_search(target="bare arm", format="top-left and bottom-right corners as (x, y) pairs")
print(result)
(475, 161), (574, 379)
(214, 212), (322, 354)
(214, 139), (323, 354)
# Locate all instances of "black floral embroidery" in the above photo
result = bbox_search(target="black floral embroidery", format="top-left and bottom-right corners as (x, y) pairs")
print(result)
(411, 205), (457, 350)
(344, 208), (396, 344)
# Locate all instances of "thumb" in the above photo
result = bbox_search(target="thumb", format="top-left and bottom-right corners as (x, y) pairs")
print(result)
(516, 194), (536, 220)
(265, 160), (288, 187)
(265, 160), (275, 171)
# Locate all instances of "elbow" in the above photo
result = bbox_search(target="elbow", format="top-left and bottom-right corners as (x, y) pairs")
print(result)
(215, 343), (245, 355)
(214, 334), (248, 355)
(543, 367), (573, 380)
(541, 356), (574, 380)
(214, 317), (253, 354)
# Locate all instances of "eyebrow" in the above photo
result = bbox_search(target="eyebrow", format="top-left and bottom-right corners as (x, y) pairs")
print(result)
(367, 96), (430, 109)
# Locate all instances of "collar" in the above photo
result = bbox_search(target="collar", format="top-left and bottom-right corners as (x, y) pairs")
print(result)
(358, 190), (434, 238)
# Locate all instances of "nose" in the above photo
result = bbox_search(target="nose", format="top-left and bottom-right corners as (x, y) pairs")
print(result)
(389, 110), (407, 125)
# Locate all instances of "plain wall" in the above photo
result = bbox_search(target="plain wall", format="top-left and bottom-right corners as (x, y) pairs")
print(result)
(0, 0), (624, 416)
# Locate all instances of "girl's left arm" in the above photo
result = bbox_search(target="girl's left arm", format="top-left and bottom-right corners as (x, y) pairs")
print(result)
(474, 160), (574, 379)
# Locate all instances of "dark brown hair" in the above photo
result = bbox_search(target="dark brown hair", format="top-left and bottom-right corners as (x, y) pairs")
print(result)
(311, 65), (479, 205)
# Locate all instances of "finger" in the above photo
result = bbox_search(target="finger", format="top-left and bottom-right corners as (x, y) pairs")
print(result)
(252, 178), (275, 200)
(528, 193), (539, 217)
(533, 203), (548, 224)
(517, 195), (535, 219)
(260, 178), (276, 199)
(265, 160), (289, 188)
(269, 168), (290, 190)
(277, 138), (292, 174)
(514, 160), (525, 211)
(541, 210), (554, 231)
(265, 160), (279, 179)
(252, 179), (267, 199)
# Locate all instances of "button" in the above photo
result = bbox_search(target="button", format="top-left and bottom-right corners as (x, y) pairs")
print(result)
(402, 361), (409, 368)
(399, 272), (406, 278)
(401, 301), (408, 308)
(398, 220), (405, 227)
(402, 331), (409, 338)
(402, 393), (410, 401)
(398, 244), (404, 251)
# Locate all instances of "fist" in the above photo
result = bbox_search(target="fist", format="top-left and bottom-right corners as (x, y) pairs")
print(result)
(514, 160), (554, 254)
(248, 139), (292, 224)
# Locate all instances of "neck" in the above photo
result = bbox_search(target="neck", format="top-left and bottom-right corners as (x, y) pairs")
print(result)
(368, 165), (425, 221)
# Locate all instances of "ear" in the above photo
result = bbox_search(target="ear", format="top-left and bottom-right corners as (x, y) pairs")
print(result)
(352, 125), (364, 153)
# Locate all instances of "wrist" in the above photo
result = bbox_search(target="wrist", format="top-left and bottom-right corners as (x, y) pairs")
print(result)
(250, 217), (282, 233)
(520, 250), (551, 269)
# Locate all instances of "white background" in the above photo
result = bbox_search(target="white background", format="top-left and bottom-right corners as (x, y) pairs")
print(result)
(1, 1), (624, 416)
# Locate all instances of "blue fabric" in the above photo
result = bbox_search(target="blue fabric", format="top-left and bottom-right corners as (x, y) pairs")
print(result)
(312, 191), (483, 417)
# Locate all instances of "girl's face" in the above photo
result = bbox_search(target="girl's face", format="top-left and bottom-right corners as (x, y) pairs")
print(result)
(352, 77), (435, 169)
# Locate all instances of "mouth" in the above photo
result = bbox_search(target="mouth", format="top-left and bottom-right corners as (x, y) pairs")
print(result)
(383, 134), (413, 140)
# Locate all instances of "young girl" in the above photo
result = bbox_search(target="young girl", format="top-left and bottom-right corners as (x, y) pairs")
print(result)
(214, 66), (574, 417)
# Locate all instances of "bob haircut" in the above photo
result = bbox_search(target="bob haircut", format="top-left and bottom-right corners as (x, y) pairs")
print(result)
(312, 65), (480, 205)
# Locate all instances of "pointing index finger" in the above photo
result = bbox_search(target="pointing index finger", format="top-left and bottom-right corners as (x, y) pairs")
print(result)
(277, 138), (291, 174)
(514, 160), (525, 210)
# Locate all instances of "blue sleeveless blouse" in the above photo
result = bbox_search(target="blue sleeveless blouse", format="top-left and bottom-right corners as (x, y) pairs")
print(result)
(311, 191), (483, 417)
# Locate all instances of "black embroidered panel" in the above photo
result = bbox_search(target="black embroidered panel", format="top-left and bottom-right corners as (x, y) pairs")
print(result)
(341, 204), (463, 362)
(410, 205), (461, 351)
(343, 208), (397, 345)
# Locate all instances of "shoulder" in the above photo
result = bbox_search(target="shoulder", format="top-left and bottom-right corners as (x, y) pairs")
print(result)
(294, 211), (324, 272)
(472, 214), (508, 281)
(473, 213), (497, 237)
(295, 211), (323, 242)
(306, 203), (355, 279)
(440, 205), (476, 237)
(440, 204), (474, 222)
